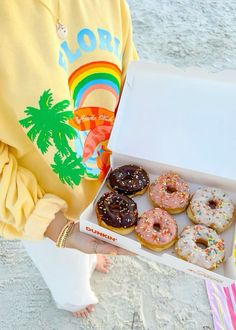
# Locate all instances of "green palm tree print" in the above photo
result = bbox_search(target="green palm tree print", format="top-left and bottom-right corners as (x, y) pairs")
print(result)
(19, 89), (85, 187)
(51, 152), (85, 187)
(19, 89), (77, 155)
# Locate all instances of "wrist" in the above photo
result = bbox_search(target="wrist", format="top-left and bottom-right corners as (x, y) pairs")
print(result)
(56, 220), (75, 248)
(65, 222), (80, 249)
(44, 211), (68, 242)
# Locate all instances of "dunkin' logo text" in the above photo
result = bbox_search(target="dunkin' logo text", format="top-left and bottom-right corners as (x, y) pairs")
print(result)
(86, 226), (117, 242)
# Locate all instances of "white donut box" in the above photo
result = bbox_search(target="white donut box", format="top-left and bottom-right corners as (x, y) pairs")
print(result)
(80, 61), (236, 285)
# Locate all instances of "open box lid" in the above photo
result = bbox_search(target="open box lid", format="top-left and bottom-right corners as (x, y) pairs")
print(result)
(108, 61), (236, 182)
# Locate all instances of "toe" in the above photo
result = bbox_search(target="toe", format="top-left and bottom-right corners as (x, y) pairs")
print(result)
(87, 304), (95, 313)
(101, 265), (109, 273)
(73, 304), (95, 318)
(104, 256), (111, 264)
(72, 310), (85, 318)
(73, 311), (81, 318)
(82, 310), (89, 318)
(96, 255), (111, 273)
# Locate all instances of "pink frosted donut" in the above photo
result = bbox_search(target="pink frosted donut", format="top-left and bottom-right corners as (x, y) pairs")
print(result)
(135, 208), (178, 251)
(149, 172), (190, 214)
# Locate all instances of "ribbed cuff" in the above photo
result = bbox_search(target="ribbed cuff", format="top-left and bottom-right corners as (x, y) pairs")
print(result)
(22, 194), (67, 241)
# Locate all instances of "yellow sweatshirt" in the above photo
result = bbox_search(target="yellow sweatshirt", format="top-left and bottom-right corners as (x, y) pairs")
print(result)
(0, 0), (138, 240)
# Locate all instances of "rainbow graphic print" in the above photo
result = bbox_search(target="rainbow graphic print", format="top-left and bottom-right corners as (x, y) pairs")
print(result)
(68, 61), (121, 180)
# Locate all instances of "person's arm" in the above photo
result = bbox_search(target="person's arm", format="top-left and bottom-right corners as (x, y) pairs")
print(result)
(0, 141), (67, 240)
(45, 213), (130, 255)
(0, 141), (131, 255)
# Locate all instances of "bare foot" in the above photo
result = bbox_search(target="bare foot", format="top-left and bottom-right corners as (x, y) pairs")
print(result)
(72, 304), (95, 318)
(72, 256), (110, 318)
(95, 254), (111, 273)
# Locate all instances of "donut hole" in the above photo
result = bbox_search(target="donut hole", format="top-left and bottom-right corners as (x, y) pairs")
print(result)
(110, 203), (122, 214)
(124, 174), (133, 181)
(208, 200), (218, 209)
(196, 239), (208, 250)
(153, 224), (161, 232)
(166, 185), (177, 194)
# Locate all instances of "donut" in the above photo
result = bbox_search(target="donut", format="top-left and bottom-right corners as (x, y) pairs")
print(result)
(187, 187), (235, 233)
(135, 208), (178, 251)
(96, 192), (138, 235)
(149, 172), (190, 214)
(107, 165), (150, 197)
(175, 225), (225, 270)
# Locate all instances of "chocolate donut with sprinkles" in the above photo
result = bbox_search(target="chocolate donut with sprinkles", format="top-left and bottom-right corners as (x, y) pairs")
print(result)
(187, 187), (235, 233)
(96, 192), (138, 235)
(175, 225), (225, 270)
(107, 165), (150, 197)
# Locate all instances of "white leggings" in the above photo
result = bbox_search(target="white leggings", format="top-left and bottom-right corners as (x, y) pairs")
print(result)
(22, 238), (98, 312)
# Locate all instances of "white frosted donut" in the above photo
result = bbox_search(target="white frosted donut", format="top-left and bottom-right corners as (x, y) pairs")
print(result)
(187, 187), (235, 233)
(175, 225), (225, 270)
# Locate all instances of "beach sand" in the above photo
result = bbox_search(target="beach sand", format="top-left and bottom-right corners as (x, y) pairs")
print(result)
(0, 239), (213, 330)
(1, 0), (236, 329)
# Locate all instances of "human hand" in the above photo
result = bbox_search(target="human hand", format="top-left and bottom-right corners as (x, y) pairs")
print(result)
(66, 222), (135, 255)
(45, 211), (134, 255)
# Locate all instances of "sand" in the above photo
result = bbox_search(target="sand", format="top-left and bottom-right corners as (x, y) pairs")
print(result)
(0, 239), (213, 330)
(1, 0), (236, 329)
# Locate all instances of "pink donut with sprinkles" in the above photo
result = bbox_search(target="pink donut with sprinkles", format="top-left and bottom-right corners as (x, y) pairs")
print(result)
(149, 172), (190, 214)
(135, 208), (178, 251)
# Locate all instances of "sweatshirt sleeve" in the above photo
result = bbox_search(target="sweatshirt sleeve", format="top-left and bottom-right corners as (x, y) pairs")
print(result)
(121, 0), (139, 86)
(0, 141), (67, 241)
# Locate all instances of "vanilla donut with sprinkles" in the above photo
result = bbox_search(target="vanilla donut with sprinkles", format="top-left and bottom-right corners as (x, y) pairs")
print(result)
(135, 208), (178, 251)
(149, 172), (190, 214)
(96, 192), (138, 235)
(187, 187), (235, 233)
(107, 165), (150, 197)
(175, 225), (225, 270)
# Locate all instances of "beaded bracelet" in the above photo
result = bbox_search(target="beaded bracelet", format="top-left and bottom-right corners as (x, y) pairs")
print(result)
(56, 221), (75, 248)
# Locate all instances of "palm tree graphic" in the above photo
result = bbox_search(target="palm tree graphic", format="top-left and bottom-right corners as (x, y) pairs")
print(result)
(51, 152), (85, 187)
(19, 89), (85, 187)
(19, 89), (77, 155)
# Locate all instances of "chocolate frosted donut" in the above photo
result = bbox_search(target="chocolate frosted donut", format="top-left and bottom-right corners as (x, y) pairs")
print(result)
(107, 165), (150, 197)
(96, 192), (138, 235)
